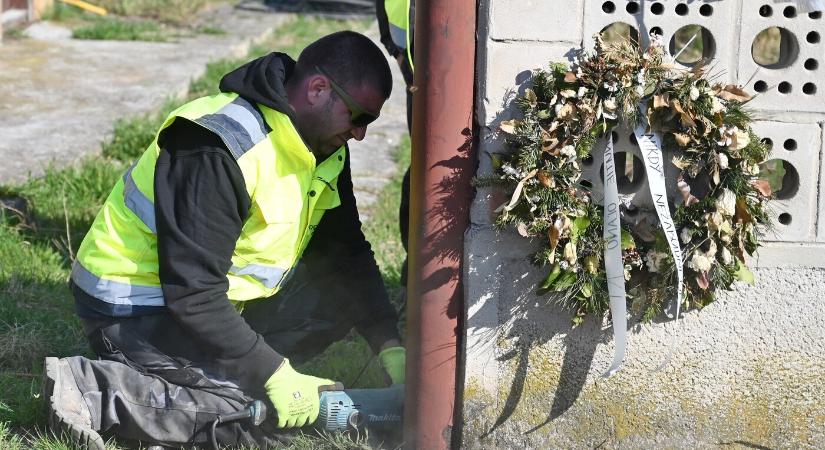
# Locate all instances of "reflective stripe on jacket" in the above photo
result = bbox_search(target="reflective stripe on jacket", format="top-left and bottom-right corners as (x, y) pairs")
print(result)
(72, 92), (345, 308)
(385, 0), (411, 49)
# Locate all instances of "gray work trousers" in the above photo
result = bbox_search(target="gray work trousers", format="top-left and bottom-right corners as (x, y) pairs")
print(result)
(69, 263), (369, 448)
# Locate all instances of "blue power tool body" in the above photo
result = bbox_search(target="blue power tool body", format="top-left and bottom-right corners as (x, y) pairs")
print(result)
(317, 385), (405, 432)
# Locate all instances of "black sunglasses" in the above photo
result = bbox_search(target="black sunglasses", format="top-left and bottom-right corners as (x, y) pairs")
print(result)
(315, 65), (380, 127)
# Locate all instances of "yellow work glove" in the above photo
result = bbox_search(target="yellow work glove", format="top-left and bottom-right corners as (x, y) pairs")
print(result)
(378, 346), (406, 385)
(264, 359), (340, 428)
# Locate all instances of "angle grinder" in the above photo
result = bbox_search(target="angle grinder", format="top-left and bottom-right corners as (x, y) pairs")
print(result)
(210, 384), (404, 448)
(317, 384), (405, 432)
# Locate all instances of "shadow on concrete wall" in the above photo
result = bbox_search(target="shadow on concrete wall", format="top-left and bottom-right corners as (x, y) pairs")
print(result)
(484, 312), (608, 438)
(477, 61), (614, 437)
(475, 54), (661, 439)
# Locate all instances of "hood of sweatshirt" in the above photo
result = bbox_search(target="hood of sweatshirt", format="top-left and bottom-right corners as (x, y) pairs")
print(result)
(219, 52), (296, 119)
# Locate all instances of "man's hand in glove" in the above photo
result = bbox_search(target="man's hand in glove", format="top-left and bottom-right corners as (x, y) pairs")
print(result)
(264, 359), (341, 428)
(378, 346), (406, 385)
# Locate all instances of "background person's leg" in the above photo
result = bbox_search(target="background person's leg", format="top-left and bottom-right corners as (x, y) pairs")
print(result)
(399, 56), (413, 290)
(399, 167), (411, 288)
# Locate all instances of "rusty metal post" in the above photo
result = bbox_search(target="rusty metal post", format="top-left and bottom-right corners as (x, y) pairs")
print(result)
(403, 0), (477, 448)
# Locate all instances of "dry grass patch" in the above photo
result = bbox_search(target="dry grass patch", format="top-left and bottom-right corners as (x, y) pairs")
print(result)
(94, 0), (221, 25)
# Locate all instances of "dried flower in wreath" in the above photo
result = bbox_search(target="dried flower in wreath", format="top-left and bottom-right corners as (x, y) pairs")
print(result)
(492, 36), (773, 324)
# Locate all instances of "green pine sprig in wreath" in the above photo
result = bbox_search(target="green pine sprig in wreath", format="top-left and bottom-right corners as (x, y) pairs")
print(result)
(493, 36), (772, 324)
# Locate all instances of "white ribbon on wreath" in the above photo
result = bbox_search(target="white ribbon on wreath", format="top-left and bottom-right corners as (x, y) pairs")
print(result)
(602, 132), (627, 377)
(602, 121), (685, 377)
(601, 32), (694, 377)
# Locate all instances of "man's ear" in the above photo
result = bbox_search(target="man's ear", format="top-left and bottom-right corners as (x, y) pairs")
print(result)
(305, 74), (331, 107)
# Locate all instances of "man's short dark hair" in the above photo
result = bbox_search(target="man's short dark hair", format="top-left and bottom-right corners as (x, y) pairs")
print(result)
(295, 30), (393, 100)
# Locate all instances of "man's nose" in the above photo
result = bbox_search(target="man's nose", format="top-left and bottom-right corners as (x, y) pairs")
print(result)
(350, 125), (367, 141)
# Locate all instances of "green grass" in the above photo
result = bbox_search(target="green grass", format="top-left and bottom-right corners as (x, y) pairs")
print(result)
(0, 421), (26, 450)
(43, 0), (221, 42)
(94, 0), (218, 25)
(2, 26), (27, 41)
(101, 106), (172, 161)
(40, 2), (87, 23)
(0, 14), (404, 450)
(362, 136), (410, 295)
(196, 25), (226, 35)
(72, 16), (166, 41)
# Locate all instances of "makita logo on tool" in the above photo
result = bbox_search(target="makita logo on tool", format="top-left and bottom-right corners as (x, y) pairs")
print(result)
(368, 413), (401, 423)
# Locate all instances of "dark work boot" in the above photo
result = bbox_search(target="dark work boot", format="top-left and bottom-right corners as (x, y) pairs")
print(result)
(43, 357), (106, 450)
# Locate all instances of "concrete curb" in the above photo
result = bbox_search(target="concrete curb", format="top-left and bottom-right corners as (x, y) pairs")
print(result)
(0, 2), (289, 184)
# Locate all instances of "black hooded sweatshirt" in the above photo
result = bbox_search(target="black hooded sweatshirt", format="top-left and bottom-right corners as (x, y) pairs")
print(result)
(74, 53), (400, 389)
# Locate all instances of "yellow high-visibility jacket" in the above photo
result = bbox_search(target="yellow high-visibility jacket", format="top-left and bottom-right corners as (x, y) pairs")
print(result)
(72, 93), (345, 309)
(385, 0), (412, 52)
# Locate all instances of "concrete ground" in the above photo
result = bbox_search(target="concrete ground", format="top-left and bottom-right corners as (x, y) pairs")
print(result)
(0, 1), (407, 213)
(349, 33), (408, 214)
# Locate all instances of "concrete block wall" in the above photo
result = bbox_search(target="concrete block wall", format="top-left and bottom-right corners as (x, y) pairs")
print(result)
(739, 2), (825, 113)
(463, 0), (825, 448)
(583, 0), (740, 83)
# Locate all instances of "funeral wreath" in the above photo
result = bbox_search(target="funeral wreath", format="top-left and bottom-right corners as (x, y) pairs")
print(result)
(491, 36), (775, 325)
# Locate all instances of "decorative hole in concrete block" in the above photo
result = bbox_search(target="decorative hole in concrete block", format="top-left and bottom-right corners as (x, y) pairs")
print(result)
(671, 24), (716, 65)
(578, 124), (682, 211)
(762, 137), (774, 148)
(741, 3), (825, 111)
(599, 152), (647, 194)
(810, 11), (822, 19)
(601, 22), (639, 45)
(759, 4), (773, 17)
(802, 82), (817, 94)
(759, 159), (800, 200)
(602, 1), (616, 14)
(779, 212), (793, 225)
(585, 0), (738, 79)
(749, 121), (818, 241)
(752, 27), (799, 68)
